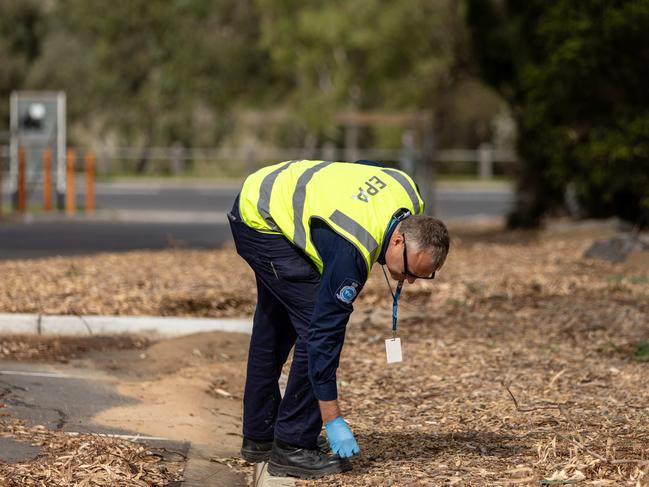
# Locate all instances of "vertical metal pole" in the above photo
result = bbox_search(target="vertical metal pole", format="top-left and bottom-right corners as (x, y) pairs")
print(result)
(57, 92), (67, 210)
(10, 92), (18, 210)
(17, 146), (27, 214)
(85, 150), (95, 214)
(344, 123), (359, 162)
(478, 142), (493, 180)
(43, 147), (53, 212)
(65, 148), (76, 215)
(322, 141), (336, 162)
(399, 130), (415, 175)
(418, 119), (436, 216)
(245, 144), (257, 175)
(170, 143), (184, 176)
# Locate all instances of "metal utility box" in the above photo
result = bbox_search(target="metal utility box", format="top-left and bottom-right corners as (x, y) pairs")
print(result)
(10, 91), (66, 208)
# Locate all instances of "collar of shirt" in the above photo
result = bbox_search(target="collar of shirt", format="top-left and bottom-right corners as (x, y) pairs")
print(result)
(377, 218), (399, 265)
(378, 208), (413, 265)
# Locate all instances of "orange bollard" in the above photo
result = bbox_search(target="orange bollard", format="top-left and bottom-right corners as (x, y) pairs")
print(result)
(65, 149), (76, 215)
(84, 150), (95, 214)
(43, 148), (53, 212)
(17, 146), (27, 214)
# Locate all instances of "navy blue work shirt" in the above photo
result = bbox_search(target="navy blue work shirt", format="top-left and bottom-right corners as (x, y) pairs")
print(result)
(307, 160), (398, 401)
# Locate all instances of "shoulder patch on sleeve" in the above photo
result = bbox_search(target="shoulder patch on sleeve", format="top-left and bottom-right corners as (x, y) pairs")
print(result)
(335, 278), (363, 305)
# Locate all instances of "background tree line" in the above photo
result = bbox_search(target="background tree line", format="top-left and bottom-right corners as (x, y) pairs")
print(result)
(1, 0), (647, 226)
(467, 0), (649, 227)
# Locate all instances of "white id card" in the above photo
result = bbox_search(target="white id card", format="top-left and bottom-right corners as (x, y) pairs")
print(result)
(385, 338), (403, 364)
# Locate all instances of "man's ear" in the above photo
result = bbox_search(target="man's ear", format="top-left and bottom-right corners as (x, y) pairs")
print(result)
(392, 229), (404, 246)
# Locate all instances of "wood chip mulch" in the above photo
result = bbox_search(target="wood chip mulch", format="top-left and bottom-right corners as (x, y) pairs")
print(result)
(0, 419), (184, 486)
(0, 243), (255, 318)
(0, 335), (149, 362)
(302, 229), (649, 486)
(1, 225), (648, 485)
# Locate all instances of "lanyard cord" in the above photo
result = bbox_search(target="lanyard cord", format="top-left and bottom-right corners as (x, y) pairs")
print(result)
(381, 265), (403, 336)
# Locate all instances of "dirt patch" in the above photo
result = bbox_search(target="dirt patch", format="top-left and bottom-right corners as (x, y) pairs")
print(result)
(82, 331), (249, 381)
(0, 335), (149, 363)
(85, 332), (249, 446)
(86, 331), (252, 486)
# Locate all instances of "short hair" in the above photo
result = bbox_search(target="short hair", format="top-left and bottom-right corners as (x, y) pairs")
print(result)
(399, 215), (450, 270)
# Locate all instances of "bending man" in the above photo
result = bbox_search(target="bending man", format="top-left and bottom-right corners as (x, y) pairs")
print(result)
(228, 159), (449, 479)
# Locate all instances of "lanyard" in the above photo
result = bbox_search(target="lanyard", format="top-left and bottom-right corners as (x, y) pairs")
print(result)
(381, 266), (403, 337)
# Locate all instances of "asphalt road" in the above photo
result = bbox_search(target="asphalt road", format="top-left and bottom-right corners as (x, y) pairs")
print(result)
(0, 220), (232, 260)
(0, 181), (512, 260)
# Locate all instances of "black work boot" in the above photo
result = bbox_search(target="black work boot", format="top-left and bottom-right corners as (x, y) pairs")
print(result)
(316, 435), (329, 452)
(241, 438), (273, 463)
(267, 440), (352, 479)
(241, 436), (328, 463)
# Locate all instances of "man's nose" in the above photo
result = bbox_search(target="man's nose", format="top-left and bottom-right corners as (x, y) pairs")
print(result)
(406, 276), (416, 284)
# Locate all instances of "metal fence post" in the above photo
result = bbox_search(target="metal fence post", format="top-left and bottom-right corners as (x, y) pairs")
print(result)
(43, 147), (53, 212)
(344, 124), (359, 162)
(399, 130), (415, 174)
(418, 121), (436, 216)
(65, 149), (76, 215)
(85, 150), (95, 214)
(478, 142), (493, 180)
(170, 143), (184, 175)
(322, 142), (336, 162)
(17, 146), (27, 214)
(245, 144), (257, 175)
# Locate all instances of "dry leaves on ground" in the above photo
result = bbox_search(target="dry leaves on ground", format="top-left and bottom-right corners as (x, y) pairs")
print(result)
(0, 335), (149, 362)
(299, 227), (649, 486)
(0, 242), (255, 318)
(0, 419), (185, 486)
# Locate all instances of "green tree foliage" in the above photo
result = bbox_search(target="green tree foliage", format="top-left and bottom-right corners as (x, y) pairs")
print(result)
(3, 0), (277, 156)
(257, 0), (469, 139)
(0, 0), (45, 131)
(26, 0), (268, 151)
(467, 0), (649, 226)
(2, 0), (496, 178)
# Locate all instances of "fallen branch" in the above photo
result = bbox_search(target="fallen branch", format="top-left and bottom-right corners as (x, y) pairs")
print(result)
(556, 433), (608, 463)
(501, 381), (563, 412)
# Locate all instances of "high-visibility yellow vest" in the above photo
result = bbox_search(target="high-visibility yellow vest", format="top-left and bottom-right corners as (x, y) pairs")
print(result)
(239, 160), (424, 276)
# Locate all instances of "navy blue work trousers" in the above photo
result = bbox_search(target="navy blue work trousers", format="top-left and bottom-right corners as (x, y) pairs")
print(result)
(228, 203), (323, 449)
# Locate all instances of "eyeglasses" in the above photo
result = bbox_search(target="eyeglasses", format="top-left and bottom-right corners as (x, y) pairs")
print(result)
(402, 234), (436, 280)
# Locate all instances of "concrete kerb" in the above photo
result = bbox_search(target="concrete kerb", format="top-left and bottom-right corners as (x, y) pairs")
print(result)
(254, 462), (296, 487)
(0, 313), (252, 337)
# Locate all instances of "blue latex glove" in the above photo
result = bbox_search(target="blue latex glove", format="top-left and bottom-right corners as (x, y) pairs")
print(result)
(325, 416), (360, 458)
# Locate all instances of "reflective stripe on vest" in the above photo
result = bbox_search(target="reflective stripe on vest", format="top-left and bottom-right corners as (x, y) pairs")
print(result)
(329, 209), (380, 263)
(257, 160), (297, 231)
(293, 161), (332, 249)
(381, 168), (421, 214)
